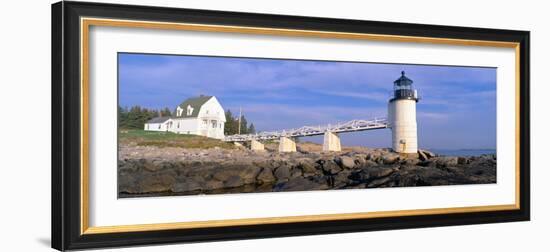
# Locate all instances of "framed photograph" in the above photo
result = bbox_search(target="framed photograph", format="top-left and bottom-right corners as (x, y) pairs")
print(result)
(52, 1), (530, 250)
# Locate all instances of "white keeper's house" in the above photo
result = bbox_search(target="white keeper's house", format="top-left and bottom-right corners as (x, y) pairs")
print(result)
(144, 95), (226, 140)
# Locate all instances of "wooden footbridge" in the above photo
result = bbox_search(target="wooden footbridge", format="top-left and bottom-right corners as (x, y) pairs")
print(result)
(224, 117), (388, 152)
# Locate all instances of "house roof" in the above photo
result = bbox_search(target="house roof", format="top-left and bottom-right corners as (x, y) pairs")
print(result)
(146, 116), (171, 124)
(175, 95), (213, 118)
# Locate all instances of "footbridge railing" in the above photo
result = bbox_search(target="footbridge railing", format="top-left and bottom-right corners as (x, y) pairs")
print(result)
(224, 117), (388, 142)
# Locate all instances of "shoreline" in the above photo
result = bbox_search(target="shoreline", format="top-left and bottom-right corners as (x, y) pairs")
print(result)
(118, 143), (496, 198)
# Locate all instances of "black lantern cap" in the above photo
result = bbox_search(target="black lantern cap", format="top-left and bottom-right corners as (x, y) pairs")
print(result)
(394, 71), (413, 86)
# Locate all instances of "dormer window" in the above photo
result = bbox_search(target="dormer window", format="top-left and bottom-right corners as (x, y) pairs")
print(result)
(176, 106), (184, 117)
(186, 105), (194, 116)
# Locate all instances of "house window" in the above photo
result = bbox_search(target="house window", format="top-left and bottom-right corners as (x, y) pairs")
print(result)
(186, 105), (194, 116)
(158, 124), (161, 129)
(212, 120), (217, 129)
(177, 122), (180, 128)
(203, 119), (208, 125)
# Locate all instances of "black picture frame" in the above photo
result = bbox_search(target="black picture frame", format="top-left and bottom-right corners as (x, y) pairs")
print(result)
(52, 1), (530, 251)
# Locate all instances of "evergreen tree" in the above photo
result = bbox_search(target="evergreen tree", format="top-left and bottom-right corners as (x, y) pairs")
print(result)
(222, 109), (257, 135)
(126, 106), (140, 129)
(239, 116), (248, 134)
(248, 123), (256, 134)
(161, 107), (172, 117)
(118, 106), (129, 129)
(119, 106), (158, 129)
(224, 110), (235, 135)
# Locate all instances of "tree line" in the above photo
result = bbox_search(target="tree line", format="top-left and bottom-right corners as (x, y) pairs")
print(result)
(119, 106), (256, 135)
(224, 110), (255, 135)
(118, 106), (172, 129)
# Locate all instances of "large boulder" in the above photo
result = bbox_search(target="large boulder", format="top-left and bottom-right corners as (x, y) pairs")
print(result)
(224, 175), (245, 188)
(269, 159), (284, 169)
(274, 165), (291, 181)
(472, 154), (496, 164)
(290, 168), (303, 178)
(141, 159), (171, 172)
(297, 159), (318, 176)
(318, 159), (342, 174)
(212, 167), (241, 181)
(350, 166), (398, 183)
(353, 154), (368, 167)
(366, 151), (383, 162)
(204, 180), (224, 190)
(238, 166), (262, 184)
(457, 156), (468, 165)
(419, 149), (436, 159)
(381, 153), (400, 165)
(134, 172), (177, 193)
(273, 177), (329, 191)
(335, 156), (357, 169)
(118, 174), (139, 194)
(362, 160), (379, 167)
(418, 150), (428, 161)
(367, 176), (395, 188)
(333, 170), (353, 187)
(256, 167), (276, 184)
(401, 157), (420, 166)
(118, 160), (138, 173)
(433, 156), (459, 168)
(171, 178), (203, 193)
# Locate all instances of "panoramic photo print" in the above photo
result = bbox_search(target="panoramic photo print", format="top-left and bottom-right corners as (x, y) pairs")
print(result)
(117, 53), (497, 198)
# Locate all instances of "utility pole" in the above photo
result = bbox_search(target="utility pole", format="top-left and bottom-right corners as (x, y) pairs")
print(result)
(238, 106), (242, 134)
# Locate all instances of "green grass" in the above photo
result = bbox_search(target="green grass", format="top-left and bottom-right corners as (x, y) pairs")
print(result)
(119, 129), (236, 149)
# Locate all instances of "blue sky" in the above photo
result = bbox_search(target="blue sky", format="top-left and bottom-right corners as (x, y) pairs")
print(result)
(119, 53), (496, 149)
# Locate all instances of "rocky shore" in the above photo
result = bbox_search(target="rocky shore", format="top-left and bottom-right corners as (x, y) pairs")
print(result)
(118, 143), (496, 198)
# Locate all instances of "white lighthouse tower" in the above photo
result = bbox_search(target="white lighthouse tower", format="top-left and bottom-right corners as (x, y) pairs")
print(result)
(388, 71), (419, 154)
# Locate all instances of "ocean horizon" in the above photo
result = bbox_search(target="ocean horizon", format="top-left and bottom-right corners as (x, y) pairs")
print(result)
(428, 149), (496, 157)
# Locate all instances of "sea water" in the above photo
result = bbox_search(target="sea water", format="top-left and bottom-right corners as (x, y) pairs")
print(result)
(429, 149), (496, 157)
